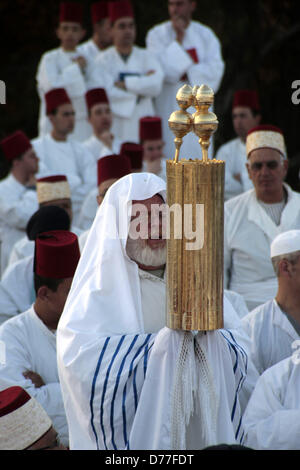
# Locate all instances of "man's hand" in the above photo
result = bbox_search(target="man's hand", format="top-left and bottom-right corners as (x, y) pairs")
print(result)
(23, 370), (45, 388)
(114, 80), (127, 90)
(172, 16), (188, 44)
(233, 173), (242, 183)
(99, 131), (113, 149)
(72, 56), (87, 72)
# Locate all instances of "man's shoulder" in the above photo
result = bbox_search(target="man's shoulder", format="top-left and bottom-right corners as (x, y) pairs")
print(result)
(38, 47), (61, 62)
(0, 307), (33, 335)
(225, 189), (253, 212)
(216, 137), (240, 154)
(243, 299), (274, 326)
(147, 20), (172, 35)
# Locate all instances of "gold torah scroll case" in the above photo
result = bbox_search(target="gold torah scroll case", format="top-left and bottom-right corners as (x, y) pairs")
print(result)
(166, 84), (225, 331)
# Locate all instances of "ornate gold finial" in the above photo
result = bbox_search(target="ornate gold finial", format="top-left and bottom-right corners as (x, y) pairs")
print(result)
(192, 84), (218, 163)
(168, 85), (193, 163)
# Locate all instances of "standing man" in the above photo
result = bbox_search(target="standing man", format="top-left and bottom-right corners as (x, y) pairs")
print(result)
(89, 0), (164, 143)
(36, 2), (92, 141)
(32, 88), (96, 224)
(224, 125), (300, 311)
(83, 88), (123, 164)
(216, 90), (261, 200)
(0, 131), (39, 275)
(78, 1), (112, 63)
(146, 0), (224, 160)
(0, 230), (81, 447)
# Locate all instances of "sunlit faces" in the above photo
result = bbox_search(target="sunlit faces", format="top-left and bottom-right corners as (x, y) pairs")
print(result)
(94, 18), (112, 49)
(168, 0), (196, 22)
(96, 178), (119, 206)
(19, 147), (39, 176)
(246, 148), (288, 201)
(142, 139), (165, 163)
(49, 103), (75, 136)
(56, 22), (86, 51)
(37, 277), (74, 331)
(232, 106), (261, 142)
(89, 103), (112, 134)
(111, 17), (136, 49)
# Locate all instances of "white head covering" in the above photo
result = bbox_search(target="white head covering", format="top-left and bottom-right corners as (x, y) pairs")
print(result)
(270, 230), (300, 258)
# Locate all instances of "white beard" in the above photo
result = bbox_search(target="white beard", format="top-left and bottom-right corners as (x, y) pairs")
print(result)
(126, 236), (166, 267)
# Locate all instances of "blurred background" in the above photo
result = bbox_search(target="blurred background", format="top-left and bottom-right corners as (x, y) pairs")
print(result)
(0, 0), (299, 188)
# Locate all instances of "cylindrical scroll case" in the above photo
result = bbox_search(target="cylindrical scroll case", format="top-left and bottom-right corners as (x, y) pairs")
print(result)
(166, 159), (225, 331)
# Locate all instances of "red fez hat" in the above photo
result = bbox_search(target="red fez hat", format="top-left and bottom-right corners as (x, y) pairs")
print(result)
(45, 88), (72, 115)
(85, 88), (109, 111)
(98, 154), (131, 186)
(37, 175), (68, 184)
(247, 124), (283, 136)
(59, 2), (84, 24)
(0, 386), (31, 417)
(232, 90), (260, 111)
(108, 0), (134, 23)
(34, 230), (80, 279)
(139, 116), (162, 141)
(120, 142), (143, 170)
(91, 1), (109, 23)
(0, 131), (32, 162)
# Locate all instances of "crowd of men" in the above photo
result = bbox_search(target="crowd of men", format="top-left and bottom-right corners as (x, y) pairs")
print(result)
(0, 0), (299, 452)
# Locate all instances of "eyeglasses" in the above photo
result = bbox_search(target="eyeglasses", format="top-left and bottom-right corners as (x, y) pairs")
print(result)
(249, 160), (281, 172)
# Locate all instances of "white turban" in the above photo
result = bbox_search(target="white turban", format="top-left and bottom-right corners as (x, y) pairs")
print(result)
(271, 230), (300, 258)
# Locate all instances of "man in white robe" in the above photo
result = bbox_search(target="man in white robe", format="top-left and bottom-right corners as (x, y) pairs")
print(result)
(36, 2), (93, 141)
(57, 172), (258, 450)
(0, 131), (39, 276)
(0, 230), (80, 447)
(32, 88), (96, 225)
(242, 230), (300, 375)
(8, 176), (82, 266)
(242, 355), (300, 450)
(215, 90), (261, 200)
(82, 88), (123, 166)
(224, 125), (300, 311)
(88, 0), (164, 143)
(78, 153), (132, 233)
(78, 1), (112, 65)
(146, 0), (224, 161)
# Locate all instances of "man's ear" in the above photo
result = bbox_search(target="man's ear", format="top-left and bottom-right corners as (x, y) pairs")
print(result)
(36, 285), (50, 302)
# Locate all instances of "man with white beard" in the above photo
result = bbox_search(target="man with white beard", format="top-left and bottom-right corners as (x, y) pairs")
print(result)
(57, 172), (258, 450)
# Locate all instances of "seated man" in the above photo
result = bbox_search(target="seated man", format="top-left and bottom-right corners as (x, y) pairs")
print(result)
(215, 89), (261, 200)
(8, 175), (82, 265)
(57, 172), (257, 450)
(83, 88), (123, 163)
(32, 87), (96, 224)
(139, 116), (166, 180)
(0, 230), (80, 447)
(0, 131), (39, 274)
(0, 386), (66, 450)
(242, 230), (300, 375)
(77, 153), (131, 234)
(224, 125), (300, 311)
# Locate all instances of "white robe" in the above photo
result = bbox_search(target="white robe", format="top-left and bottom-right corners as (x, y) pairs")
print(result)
(36, 46), (93, 142)
(242, 299), (299, 375)
(32, 134), (96, 224)
(88, 46), (164, 143)
(82, 134), (122, 163)
(242, 356), (300, 450)
(224, 184), (300, 311)
(215, 137), (253, 200)
(0, 174), (38, 277)
(146, 20), (224, 161)
(0, 305), (69, 446)
(77, 188), (98, 231)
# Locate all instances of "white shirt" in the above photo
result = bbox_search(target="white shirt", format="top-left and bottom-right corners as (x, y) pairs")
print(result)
(242, 356), (300, 449)
(0, 174), (38, 276)
(36, 46), (93, 142)
(88, 46), (164, 143)
(32, 134), (96, 224)
(0, 305), (69, 446)
(215, 137), (253, 200)
(224, 184), (300, 311)
(82, 134), (122, 163)
(146, 20), (224, 161)
(77, 188), (98, 231)
(242, 299), (299, 375)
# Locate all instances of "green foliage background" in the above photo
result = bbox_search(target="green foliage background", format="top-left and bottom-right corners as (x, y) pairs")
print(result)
(0, 0), (299, 187)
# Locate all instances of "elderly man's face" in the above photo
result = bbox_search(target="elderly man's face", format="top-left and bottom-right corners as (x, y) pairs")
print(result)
(126, 194), (166, 269)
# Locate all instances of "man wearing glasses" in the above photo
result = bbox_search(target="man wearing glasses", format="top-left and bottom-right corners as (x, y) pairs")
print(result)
(224, 124), (300, 311)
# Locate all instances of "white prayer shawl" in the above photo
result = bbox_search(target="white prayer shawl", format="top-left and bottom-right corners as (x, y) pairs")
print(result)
(224, 184), (300, 311)
(32, 134), (96, 224)
(0, 174), (38, 276)
(242, 299), (299, 375)
(215, 137), (253, 201)
(88, 46), (164, 143)
(0, 256), (34, 325)
(146, 20), (224, 161)
(0, 305), (69, 446)
(242, 356), (300, 450)
(57, 172), (250, 450)
(36, 46), (93, 142)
